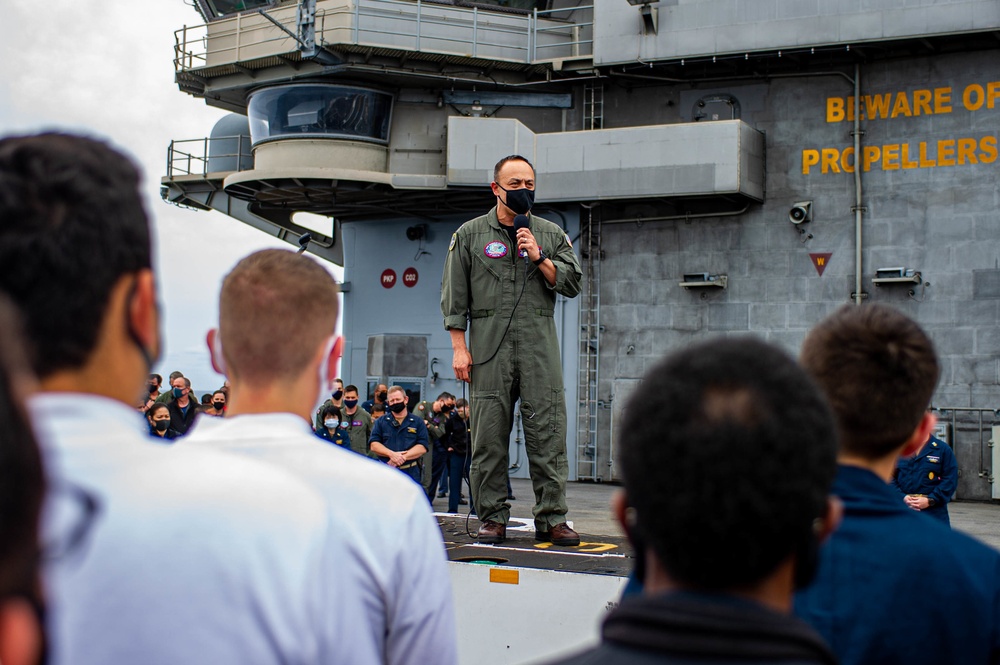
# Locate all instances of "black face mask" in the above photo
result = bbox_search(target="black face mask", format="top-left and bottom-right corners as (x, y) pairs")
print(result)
(344, 399), (359, 409)
(212, 401), (225, 410)
(441, 404), (453, 413)
(497, 183), (534, 215)
(154, 420), (170, 432)
(388, 402), (406, 414)
(377, 391), (388, 402)
(332, 390), (343, 400)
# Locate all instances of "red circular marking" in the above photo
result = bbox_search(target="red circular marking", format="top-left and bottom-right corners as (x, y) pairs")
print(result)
(381, 269), (397, 288)
(403, 267), (419, 287)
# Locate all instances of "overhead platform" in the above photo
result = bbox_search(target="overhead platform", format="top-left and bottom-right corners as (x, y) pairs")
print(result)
(448, 116), (766, 205)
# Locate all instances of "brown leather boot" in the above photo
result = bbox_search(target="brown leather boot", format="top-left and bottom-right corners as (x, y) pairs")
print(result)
(477, 520), (506, 544)
(535, 522), (580, 546)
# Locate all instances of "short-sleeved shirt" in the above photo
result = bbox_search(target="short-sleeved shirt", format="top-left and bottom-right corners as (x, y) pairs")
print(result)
(369, 413), (429, 459)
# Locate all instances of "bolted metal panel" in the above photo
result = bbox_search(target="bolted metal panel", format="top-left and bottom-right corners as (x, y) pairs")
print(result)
(447, 117), (537, 186)
(447, 117), (764, 203)
(367, 334), (429, 378)
(593, 0), (1000, 67)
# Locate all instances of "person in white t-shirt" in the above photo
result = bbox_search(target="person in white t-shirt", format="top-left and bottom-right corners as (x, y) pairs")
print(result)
(0, 133), (337, 665)
(185, 248), (458, 665)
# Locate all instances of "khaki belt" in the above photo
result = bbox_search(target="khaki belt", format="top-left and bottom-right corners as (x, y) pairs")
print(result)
(398, 461), (419, 470)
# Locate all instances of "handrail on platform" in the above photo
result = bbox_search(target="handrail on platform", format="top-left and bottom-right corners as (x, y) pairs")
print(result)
(165, 135), (252, 178)
(173, 0), (593, 72)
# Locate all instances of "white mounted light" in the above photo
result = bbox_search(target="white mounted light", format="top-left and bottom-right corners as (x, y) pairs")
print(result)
(789, 201), (812, 225)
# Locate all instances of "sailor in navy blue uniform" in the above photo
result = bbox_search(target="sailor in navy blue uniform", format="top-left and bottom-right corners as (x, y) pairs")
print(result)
(368, 386), (429, 484)
(892, 434), (958, 525)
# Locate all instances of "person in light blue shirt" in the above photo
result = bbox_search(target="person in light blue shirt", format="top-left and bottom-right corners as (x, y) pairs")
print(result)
(795, 304), (1000, 665)
(0, 132), (332, 665)
(187, 249), (456, 665)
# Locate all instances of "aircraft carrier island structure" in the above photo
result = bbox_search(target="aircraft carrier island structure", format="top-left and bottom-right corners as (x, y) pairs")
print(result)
(163, 0), (1000, 500)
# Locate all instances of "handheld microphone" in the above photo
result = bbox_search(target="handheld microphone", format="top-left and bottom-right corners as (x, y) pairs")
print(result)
(514, 215), (530, 266)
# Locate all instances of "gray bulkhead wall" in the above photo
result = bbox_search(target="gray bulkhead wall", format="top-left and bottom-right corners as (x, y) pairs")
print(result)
(593, 0), (1000, 67)
(594, 50), (1000, 499)
(340, 210), (582, 481)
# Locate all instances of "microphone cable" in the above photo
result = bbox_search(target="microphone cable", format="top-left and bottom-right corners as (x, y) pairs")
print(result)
(470, 215), (533, 370)
(460, 215), (534, 538)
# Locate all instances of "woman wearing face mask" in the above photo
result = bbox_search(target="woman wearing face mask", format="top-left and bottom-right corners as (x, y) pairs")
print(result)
(204, 390), (227, 418)
(147, 403), (181, 442)
(315, 405), (349, 450)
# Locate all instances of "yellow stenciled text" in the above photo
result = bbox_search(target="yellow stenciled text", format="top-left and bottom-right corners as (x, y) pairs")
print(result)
(801, 136), (998, 174)
(826, 83), (1000, 122)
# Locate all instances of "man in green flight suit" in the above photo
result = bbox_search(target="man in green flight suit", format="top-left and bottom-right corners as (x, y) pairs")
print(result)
(440, 155), (583, 546)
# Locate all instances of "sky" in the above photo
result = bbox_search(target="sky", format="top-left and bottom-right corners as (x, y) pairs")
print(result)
(0, 0), (342, 394)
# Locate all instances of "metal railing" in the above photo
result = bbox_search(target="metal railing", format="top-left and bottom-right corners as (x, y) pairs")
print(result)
(173, 0), (593, 72)
(165, 135), (252, 178)
(931, 406), (999, 486)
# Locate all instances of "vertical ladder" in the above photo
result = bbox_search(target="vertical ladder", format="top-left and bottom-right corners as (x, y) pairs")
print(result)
(576, 206), (602, 480)
(583, 83), (604, 130)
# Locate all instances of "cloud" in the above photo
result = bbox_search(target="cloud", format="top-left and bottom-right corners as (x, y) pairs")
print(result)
(0, 0), (343, 392)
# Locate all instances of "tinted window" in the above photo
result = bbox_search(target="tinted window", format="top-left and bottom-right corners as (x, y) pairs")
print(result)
(248, 85), (393, 145)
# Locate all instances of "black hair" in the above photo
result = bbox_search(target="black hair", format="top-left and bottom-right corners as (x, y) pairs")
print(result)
(321, 404), (342, 421)
(0, 296), (45, 601)
(619, 337), (837, 590)
(344, 384), (359, 394)
(150, 374), (162, 386)
(147, 402), (170, 420)
(801, 304), (940, 458)
(436, 391), (455, 401)
(0, 133), (151, 378)
(493, 155), (535, 183)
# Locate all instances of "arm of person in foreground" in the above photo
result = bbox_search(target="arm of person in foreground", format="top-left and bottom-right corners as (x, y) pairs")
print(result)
(384, 494), (459, 665)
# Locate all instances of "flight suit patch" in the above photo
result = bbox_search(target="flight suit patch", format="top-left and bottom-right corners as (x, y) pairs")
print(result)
(449, 233), (457, 251)
(565, 233), (573, 247)
(484, 241), (508, 258)
(408, 427), (417, 433)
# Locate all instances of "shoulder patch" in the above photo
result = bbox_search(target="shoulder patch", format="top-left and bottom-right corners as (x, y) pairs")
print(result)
(565, 233), (573, 248)
(449, 233), (457, 251)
